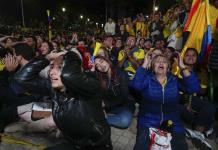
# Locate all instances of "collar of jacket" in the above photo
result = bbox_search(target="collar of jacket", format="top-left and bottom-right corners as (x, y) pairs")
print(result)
(150, 71), (176, 86)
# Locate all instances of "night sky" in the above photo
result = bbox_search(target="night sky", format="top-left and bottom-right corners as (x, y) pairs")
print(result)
(0, 0), (177, 25)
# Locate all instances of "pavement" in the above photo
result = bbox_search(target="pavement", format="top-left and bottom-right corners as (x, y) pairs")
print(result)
(0, 116), (217, 150)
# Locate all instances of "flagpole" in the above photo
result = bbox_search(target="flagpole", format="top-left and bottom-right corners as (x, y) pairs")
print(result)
(20, 0), (25, 27)
(153, 0), (156, 13)
(47, 10), (52, 41)
(105, 0), (108, 23)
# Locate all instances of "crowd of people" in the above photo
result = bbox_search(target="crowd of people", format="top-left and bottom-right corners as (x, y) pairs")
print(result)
(0, 0), (218, 150)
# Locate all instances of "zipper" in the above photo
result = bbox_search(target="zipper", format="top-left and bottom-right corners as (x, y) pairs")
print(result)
(160, 86), (165, 124)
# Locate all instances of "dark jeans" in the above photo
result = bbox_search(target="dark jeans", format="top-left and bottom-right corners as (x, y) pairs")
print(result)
(45, 143), (113, 150)
(106, 106), (134, 129)
(134, 126), (188, 150)
(180, 96), (216, 130)
(0, 85), (37, 107)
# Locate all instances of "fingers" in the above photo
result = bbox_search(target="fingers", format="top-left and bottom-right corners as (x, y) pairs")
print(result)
(46, 51), (67, 60)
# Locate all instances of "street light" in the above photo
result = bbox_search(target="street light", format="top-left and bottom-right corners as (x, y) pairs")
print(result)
(87, 18), (90, 22)
(62, 7), (66, 12)
(80, 15), (83, 19)
(101, 24), (104, 27)
(96, 22), (98, 26)
(154, 6), (159, 11)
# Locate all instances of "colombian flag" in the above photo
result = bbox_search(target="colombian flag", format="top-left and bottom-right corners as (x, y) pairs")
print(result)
(181, 0), (212, 62)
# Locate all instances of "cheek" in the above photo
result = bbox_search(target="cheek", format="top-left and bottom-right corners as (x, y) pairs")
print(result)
(154, 64), (158, 69)
(184, 57), (189, 62)
(193, 57), (197, 62)
(57, 77), (63, 84)
(45, 47), (49, 51)
(41, 46), (45, 50)
(164, 64), (168, 69)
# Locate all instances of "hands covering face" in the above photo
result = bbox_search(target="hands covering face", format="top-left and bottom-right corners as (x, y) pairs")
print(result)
(3, 53), (19, 72)
(142, 51), (152, 69)
(173, 52), (186, 69)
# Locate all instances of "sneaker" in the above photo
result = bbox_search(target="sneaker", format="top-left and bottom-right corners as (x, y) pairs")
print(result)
(185, 128), (212, 150)
(205, 127), (213, 137)
(205, 126), (218, 140)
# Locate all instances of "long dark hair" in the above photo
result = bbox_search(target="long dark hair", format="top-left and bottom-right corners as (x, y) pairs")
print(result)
(95, 55), (119, 92)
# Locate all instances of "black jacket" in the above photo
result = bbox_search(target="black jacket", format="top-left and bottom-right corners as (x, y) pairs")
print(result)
(99, 68), (135, 112)
(14, 51), (111, 147)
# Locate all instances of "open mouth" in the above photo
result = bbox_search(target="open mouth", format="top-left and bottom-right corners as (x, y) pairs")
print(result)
(158, 66), (164, 69)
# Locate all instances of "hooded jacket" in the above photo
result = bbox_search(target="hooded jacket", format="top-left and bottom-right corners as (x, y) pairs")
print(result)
(14, 50), (111, 147)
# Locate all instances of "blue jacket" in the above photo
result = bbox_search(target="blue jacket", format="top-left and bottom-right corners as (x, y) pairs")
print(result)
(130, 67), (200, 133)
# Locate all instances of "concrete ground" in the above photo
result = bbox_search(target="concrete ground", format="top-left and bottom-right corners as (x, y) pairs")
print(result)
(0, 117), (217, 150)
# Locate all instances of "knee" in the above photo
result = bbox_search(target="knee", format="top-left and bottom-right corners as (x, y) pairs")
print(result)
(118, 112), (132, 129)
(45, 116), (56, 130)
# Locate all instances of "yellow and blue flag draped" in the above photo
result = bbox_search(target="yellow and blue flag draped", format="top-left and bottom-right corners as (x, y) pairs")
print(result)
(181, 0), (212, 62)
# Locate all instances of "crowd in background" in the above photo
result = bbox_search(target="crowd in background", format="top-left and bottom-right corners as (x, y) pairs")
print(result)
(0, 0), (218, 150)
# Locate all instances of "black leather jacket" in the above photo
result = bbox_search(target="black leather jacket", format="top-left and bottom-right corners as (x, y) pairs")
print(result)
(14, 51), (111, 147)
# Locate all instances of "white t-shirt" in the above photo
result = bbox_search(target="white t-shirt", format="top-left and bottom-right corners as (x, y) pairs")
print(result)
(104, 22), (116, 35)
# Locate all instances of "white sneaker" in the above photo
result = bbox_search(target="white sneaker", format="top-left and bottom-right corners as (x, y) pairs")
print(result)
(185, 128), (212, 150)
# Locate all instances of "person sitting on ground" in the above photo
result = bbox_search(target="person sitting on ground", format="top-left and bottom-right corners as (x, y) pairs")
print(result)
(131, 53), (200, 150)
(94, 55), (135, 129)
(14, 49), (112, 150)
(180, 48), (216, 137)
(0, 43), (38, 133)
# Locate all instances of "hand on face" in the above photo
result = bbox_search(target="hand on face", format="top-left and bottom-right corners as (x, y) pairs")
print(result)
(178, 52), (186, 69)
(142, 52), (152, 69)
(3, 53), (19, 72)
(123, 45), (131, 59)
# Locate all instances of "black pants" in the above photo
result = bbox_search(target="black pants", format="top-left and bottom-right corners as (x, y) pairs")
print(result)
(180, 96), (216, 130)
(0, 85), (36, 107)
(45, 143), (113, 150)
(0, 85), (37, 132)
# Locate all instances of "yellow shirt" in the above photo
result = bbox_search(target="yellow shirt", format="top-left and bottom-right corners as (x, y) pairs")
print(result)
(0, 58), (5, 71)
(118, 48), (145, 73)
(126, 24), (135, 36)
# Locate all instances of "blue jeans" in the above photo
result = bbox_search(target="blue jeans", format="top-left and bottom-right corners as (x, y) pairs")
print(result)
(106, 106), (133, 129)
(134, 127), (188, 150)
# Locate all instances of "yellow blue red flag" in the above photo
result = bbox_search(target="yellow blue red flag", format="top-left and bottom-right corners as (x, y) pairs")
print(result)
(182, 0), (212, 62)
